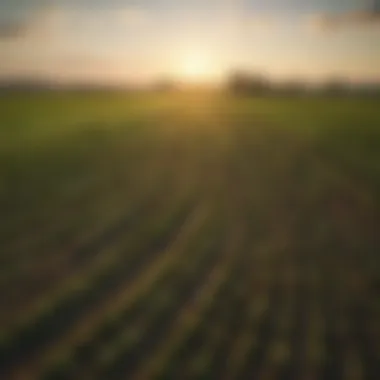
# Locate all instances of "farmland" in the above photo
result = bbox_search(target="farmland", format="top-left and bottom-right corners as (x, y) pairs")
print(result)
(0, 92), (379, 380)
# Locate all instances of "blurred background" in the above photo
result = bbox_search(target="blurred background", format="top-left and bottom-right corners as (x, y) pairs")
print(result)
(0, 0), (379, 90)
(0, 1), (379, 380)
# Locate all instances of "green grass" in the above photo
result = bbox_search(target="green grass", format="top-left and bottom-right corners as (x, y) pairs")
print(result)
(0, 91), (379, 380)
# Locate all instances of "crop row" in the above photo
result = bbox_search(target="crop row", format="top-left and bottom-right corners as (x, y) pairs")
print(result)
(0, 186), (201, 378)
(0, 137), (204, 330)
(41, 212), (227, 380)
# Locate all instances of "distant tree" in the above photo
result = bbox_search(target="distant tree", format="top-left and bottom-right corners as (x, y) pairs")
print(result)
(276, 80), (308, 96)
(153, 78), (178, 92)
(227, 70), (270, 95)
(322, 78), (349, 95)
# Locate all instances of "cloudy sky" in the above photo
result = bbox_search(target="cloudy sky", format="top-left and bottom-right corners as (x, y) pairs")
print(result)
(0, 0), (379, 84)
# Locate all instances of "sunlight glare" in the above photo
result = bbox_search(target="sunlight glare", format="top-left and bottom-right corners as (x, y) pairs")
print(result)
(178, 52), (217, 82)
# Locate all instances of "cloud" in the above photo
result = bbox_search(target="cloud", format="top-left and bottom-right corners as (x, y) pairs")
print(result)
(306, 10), (380, 33)
(246, 14), (275, 29)
(0, 5), (151, 41)
(120, 7), (150, 27)
(71, 6), (151, 30)
(0, 6), (65, 40)
(0, 20), (29, 38)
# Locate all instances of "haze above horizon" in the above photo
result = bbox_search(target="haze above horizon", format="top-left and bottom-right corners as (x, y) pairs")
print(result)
(0, 0), (379, 84)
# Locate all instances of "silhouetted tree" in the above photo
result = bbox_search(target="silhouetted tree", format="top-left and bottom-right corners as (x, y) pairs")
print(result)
(322, 78), (349, 95)
(227, 70), (270, 95)
(153, 78), (178, 92)
(276, 80), (307, 96)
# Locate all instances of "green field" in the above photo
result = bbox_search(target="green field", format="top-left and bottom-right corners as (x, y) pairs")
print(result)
(0, 92), (379, 380)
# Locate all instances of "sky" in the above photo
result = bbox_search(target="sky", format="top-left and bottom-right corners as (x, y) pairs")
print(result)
(0, 0), (379, 84)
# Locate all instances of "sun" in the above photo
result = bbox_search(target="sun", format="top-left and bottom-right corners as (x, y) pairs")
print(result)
(177, 52), (217, 82)
(182, 56), (208, 78)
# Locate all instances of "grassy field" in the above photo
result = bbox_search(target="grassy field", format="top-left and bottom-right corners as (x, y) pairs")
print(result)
(0, 92), (379, 380)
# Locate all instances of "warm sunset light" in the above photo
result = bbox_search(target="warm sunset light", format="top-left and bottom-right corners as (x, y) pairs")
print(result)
(0, 1), (379, 84)
(1, 2), (380, 380)
(177, 52), (219, 82)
